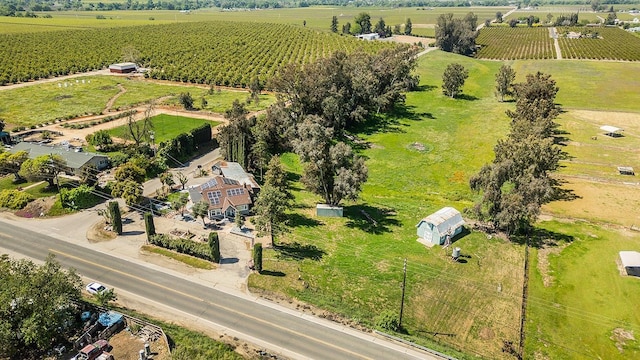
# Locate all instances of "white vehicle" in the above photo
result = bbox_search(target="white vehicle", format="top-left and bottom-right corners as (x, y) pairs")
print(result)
(85, 282), (108, 295)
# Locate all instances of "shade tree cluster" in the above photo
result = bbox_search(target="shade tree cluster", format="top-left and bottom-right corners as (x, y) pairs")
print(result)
(435, 12), (478, 55)
(0, 255), (82, 359)
(470, 71), (566, 235)
(333, 12), (412, 37)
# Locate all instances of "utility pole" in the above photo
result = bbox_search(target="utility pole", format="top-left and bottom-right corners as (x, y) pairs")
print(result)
(399, 258), (407, 331)
(49, 154), (60, 193)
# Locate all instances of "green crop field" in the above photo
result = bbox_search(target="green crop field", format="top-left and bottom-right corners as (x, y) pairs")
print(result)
(106, 113), (219, 143)
(557, 27), (640, 61)
(249, 50), (640, 359)
(0, 7), (515, 34)
(476, 27), (556, 60)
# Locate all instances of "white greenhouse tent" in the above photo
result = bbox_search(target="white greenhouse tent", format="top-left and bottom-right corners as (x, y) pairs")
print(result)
(619, 251), (640, 277)
(600, 125), (623, 137)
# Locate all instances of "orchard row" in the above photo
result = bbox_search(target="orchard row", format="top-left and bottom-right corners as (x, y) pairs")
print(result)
(0, 21), (391, 86)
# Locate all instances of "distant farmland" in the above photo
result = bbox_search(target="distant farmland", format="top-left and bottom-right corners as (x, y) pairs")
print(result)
(557, 27), (640, 61)
(476, 26), (640, 61)
(476, 27), (556, 60)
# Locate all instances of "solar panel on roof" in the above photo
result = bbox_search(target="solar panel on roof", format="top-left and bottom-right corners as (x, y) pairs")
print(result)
(226, 188), (245, 197)
(222, 177), (238, 185)
(206, 190), (222, 205)
(200, 179), (218, 190)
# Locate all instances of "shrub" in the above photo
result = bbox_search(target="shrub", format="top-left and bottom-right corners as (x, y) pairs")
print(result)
(108, 201), (122, 234)
(375, 310), (400, 332)
(59, 185), (100, 209)
(0, 190), (34, 209)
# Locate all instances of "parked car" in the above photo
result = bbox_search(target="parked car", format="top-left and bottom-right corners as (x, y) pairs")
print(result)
(181, 214), (196, 222)
(85, 282), (108, 295)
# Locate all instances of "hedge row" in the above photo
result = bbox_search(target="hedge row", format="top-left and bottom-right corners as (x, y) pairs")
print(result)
(149, 234), (213, 261)
(158, 123), (214, 161)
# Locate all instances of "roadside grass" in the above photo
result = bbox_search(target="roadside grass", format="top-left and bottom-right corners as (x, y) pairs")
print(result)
(251, 51), (525, 359)
(141, 244), (215, 270)
(525, 220), (640, 359)
(46, 198), (75, 216)
(98, 304), (243, 359)
(106, 114), (220, 143)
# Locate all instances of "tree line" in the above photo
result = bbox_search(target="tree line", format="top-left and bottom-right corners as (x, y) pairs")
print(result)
(470, 69), (569, 235)
(331, 12), (413, 37)
(437, 61), (569, 236)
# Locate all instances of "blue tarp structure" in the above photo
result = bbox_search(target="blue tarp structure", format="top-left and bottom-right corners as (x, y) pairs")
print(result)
(81, 311), (92, 322)
(98, 311), (124, 327)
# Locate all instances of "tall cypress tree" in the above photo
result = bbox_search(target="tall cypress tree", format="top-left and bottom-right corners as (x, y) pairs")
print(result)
(253, 243), (262, 273)
(144, 212), (155, 241)
(208, 232), (221, 263)
(109, 201), (122, 235)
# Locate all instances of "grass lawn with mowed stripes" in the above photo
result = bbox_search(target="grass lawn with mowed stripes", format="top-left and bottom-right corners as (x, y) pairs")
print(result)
(106, 114), (220, 143)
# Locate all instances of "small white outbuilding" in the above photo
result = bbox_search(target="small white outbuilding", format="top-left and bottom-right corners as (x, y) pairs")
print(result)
(416, 207), (465, 247)
(619, 251), (640, 277)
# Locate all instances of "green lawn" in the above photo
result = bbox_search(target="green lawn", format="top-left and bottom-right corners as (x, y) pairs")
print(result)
(162, 88), (276, 113)
(0, 175), (37, 191)
(106, 114), (220, 143)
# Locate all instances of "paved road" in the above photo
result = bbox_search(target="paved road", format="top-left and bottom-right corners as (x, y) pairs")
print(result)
(0, 222), (437, 360)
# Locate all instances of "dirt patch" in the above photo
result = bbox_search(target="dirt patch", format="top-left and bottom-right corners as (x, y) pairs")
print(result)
(383, 34), (436, 46)
(543, 178), (640, 226)
(109, 329), (170, 360)
(611, 328), (636, 353)
(408, 142), (431, 152)
(15, 196), (56, 218)
(87, 219), (118, 243)
(571, 110), (640, 133)
(479, 327), (494, 340)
